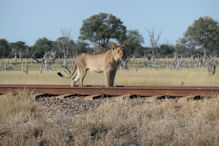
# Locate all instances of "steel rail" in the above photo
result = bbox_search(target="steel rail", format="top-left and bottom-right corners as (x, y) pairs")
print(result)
(0, 84), (219, 96)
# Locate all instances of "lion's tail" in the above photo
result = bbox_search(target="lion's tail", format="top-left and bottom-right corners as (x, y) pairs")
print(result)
(57, 64), (77, 79)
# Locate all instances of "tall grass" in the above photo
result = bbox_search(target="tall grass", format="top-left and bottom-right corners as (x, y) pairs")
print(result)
(0, 91), (37, 124)
(72, 98), (219, 145)
(0, 91), (218, 145)
(0, 91), (42, 145)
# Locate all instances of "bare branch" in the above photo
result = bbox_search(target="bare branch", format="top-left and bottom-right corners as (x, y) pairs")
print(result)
(147, 30), (162, 57)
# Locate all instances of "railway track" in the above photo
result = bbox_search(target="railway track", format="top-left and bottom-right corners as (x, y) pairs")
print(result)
(0, 84), (219, 99)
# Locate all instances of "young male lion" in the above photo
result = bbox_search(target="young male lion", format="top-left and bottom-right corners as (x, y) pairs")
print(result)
(57, 43), (125, 87)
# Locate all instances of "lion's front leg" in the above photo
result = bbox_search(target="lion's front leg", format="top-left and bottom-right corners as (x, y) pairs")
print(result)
(109, 70), (117, 86)
(104, 71), (110, 87)
(104, 70), (116, 87)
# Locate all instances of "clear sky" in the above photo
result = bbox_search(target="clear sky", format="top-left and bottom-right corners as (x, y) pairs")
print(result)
(0, 0), (219, 46)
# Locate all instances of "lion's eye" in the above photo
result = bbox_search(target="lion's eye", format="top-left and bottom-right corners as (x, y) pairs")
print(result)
(118, 50), (120, 53)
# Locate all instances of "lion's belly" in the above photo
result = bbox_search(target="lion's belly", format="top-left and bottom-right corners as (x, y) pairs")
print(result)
(84, 54), (107, 73)
(88, 66), (104, 73)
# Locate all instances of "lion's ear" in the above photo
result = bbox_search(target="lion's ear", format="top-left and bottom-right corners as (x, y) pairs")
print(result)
(121, 44), (125, 49)
(111, 43), (117, 50)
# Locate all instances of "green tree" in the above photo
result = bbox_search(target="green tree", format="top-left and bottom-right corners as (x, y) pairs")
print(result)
(79, 13), (126, 48)
(182, 16), (219, 57)
(122, 30), (144, 58)
(133, 46), (151, 58)
(158, 44), (175, 57)
(31, 38), (55, 58)
(73, 40), (90, 56)
(208, 41), (219, 56)
(0, 39), (11, 58)
(178, 37), (196, 56)
(10, 41), (28, 60)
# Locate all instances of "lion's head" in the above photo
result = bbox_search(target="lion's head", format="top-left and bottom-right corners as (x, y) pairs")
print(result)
(111, 43), (125, 61)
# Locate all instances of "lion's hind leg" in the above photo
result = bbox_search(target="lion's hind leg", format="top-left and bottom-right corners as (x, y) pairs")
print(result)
(104, 71), (111, 87)
(78, 69), (87, 87)
(71, 69), (80, 86)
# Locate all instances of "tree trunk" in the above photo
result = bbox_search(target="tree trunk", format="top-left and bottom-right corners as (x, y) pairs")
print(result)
(203, 47), (207, 58)
(14, 53), (17, 62)
(63, 55), (67, 67)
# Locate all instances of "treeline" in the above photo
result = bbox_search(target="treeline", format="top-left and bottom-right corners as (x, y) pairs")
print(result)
(0, 13), (219, 59)
(0, 37), (218, 59)
(0, 38), (91, 59)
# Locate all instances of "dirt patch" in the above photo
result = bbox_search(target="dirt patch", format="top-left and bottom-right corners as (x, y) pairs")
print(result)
(36, 95), (106, 116)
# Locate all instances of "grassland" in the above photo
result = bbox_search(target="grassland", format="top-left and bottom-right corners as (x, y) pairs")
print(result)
(0, 68), (219, 86)
(1, 58), (219, 145)
(0, 91), (218, 145)
(1, 57), (219, 85)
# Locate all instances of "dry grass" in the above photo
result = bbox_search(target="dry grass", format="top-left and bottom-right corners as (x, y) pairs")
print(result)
(0, 71), (68, 85)
(72, 98), (219, 145)
(0, 68), (219, 85)
(0, 91), (219, 145)
(0, 91), (37, 123)
(115, 68), (219, 85)
(0, 91), (42, 145)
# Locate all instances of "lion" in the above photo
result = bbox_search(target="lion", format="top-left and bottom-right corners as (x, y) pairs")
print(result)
(57, 43), (125, 87)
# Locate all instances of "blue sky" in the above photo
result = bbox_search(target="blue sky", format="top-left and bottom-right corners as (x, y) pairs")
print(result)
(0, 0), (219, 46)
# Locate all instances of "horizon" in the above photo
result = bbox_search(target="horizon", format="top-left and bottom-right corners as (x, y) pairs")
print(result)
(0, 0), (219, 47)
